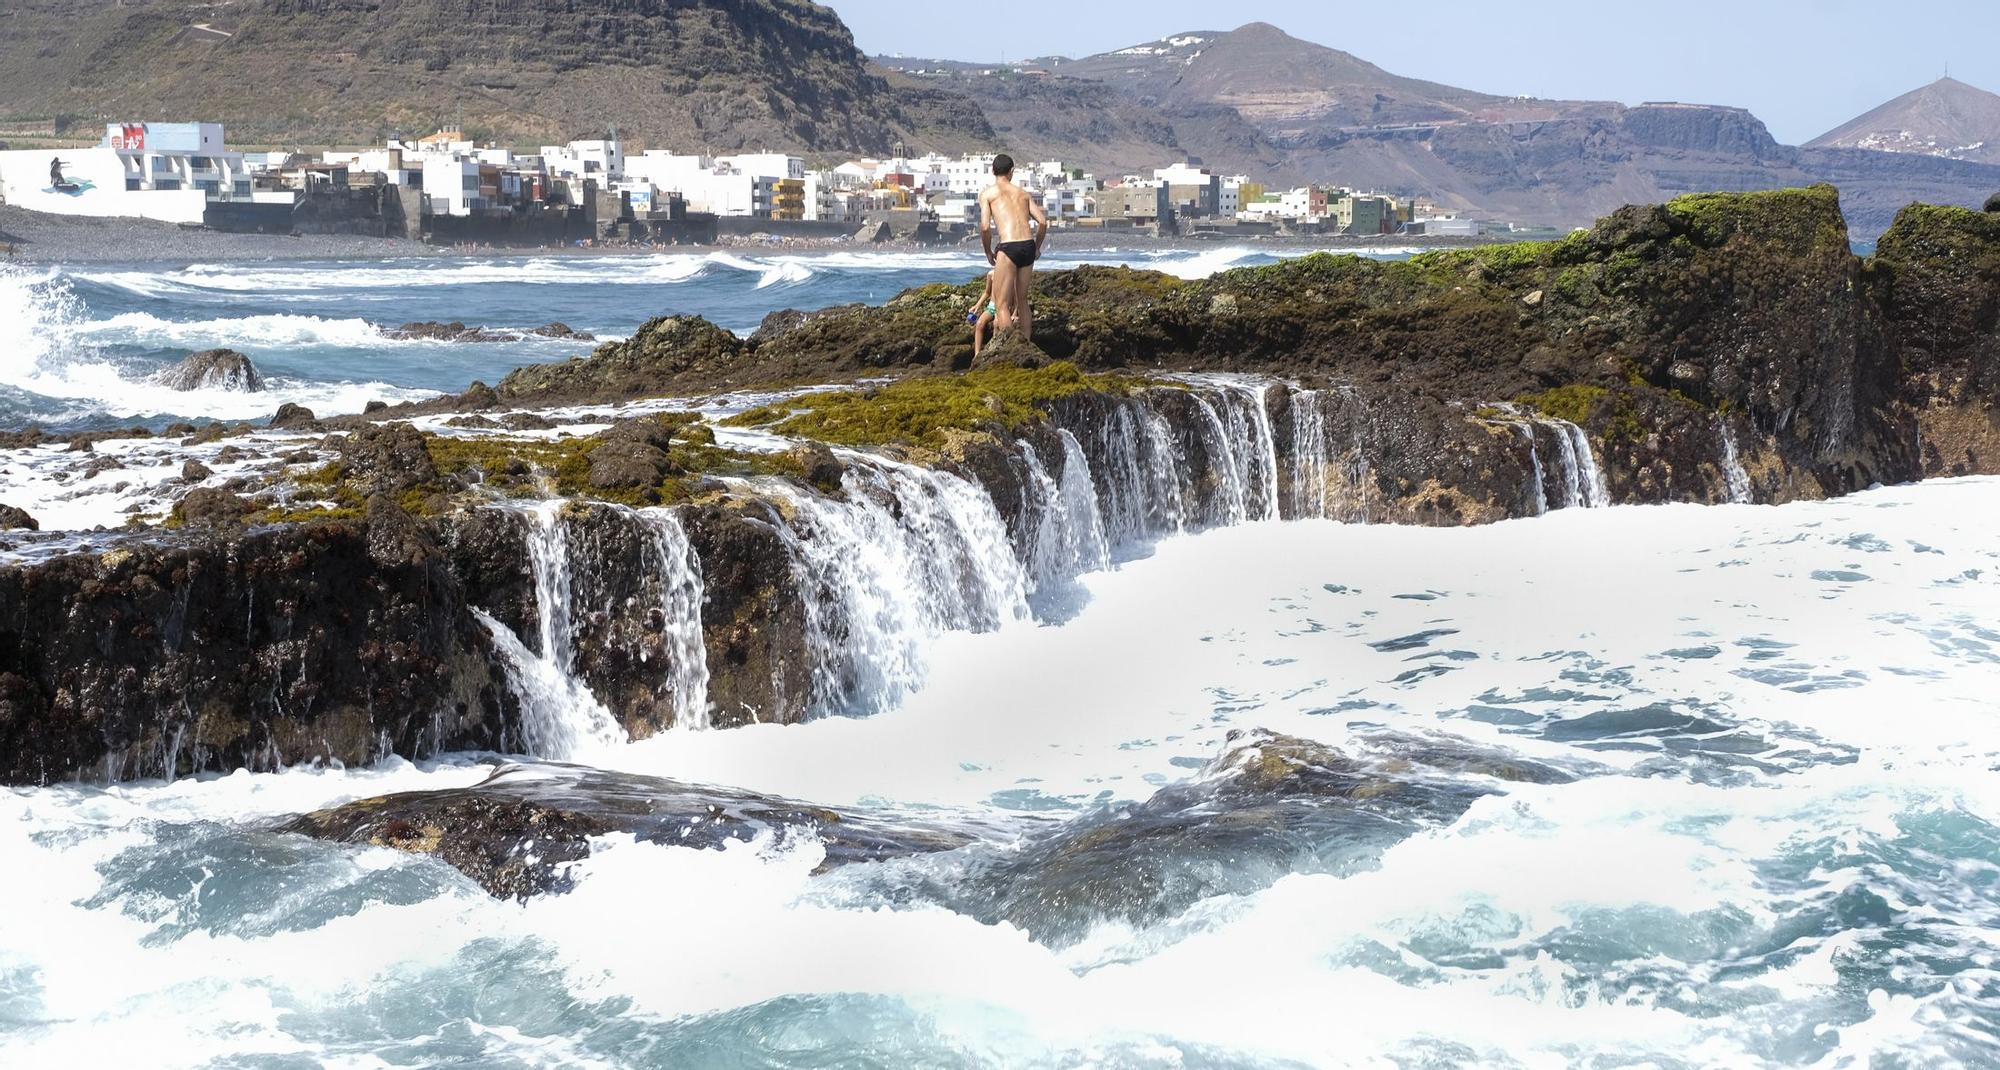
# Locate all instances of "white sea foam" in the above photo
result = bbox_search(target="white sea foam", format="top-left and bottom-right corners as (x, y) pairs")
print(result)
(65, 246), (1301, 300)
(3, 391), (1997, 1063)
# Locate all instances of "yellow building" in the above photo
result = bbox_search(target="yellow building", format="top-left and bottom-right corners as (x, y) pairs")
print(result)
(770, 177), (805, 221)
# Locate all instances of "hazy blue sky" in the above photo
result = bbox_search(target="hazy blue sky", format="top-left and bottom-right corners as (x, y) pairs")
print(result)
(831, 0), (2000, 145)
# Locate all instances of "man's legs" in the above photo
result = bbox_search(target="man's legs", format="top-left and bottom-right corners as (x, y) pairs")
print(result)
(992, 255), (1019, 334)
(1015, 264), (1033, 342)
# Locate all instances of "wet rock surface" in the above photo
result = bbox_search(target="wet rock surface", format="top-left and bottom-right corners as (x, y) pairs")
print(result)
(384, 320), (596, 343)
(279, 762), (993, 899)
(943, 729), (1575, 944)
(155, 348), (264, 392)
(0, 519), (513, 783)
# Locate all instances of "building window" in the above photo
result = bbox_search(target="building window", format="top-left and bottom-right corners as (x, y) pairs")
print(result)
(190, 156), (213, 170)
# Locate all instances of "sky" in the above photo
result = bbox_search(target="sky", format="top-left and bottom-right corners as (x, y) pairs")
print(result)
(829, 0), (2000, 146)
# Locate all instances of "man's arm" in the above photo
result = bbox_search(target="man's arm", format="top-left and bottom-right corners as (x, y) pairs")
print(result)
(979, 189), (997, 264)
(1029, 196), (1051, 252)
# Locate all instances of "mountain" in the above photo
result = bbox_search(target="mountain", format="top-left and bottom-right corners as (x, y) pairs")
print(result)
(1050, 23), (1591, 135)
(0, 0), (987, 153)
(1808, 77), (2000, 164)
(920, 27), (2000, 239)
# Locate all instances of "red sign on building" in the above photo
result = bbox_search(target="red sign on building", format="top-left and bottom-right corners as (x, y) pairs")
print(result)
(110, 124), (146, 151)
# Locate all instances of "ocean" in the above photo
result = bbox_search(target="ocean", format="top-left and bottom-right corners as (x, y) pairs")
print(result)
(0, 245), (1330, 430)
(3, 245), (1999, 1068)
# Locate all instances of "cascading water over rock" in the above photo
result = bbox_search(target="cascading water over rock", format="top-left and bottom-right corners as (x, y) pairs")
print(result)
(758, 453), (1031, 718)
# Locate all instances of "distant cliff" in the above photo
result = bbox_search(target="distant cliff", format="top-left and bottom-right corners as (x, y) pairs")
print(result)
(0, 0), (988, 153)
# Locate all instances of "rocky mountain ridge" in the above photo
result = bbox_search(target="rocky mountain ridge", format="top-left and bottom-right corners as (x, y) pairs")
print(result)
(0, 0), (977, 153)
(882, 25), (2000, 236)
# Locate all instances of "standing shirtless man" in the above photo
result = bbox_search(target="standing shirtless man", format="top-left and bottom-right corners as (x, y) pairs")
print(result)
(979, 154), (1049, 342)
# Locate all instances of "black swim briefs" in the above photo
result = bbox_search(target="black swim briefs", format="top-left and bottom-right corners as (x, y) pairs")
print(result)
(997, 240), (1038, 268)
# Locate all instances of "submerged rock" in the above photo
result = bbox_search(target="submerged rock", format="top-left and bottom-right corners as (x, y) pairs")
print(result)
(945, 729), (1573, 944)
(279, 762), (988, 899)
(156, 349), (264, 392)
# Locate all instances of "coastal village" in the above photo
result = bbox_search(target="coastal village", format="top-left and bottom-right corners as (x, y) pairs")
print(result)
(0, 120), (1495, 246)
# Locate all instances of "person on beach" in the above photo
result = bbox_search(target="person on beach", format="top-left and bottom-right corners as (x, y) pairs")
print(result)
(979, 154), (1049, 343)
(966, 272), (997, 356)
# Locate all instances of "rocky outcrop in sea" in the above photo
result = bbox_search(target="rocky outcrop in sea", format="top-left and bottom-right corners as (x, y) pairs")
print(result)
(0, 186), (1996, 785)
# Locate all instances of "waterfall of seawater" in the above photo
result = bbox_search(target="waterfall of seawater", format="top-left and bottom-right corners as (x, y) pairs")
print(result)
(1290, 387), (1330, 520)
(1719, 418), (1754, 504)
(481, 501), (627, 757)
(1018, 434), (1111, 603)
(1491, 408), (1609, 512)
(765, 454), (1030, 718)
(1090, 399), (1189, 548)
(637, 507), (713, 730)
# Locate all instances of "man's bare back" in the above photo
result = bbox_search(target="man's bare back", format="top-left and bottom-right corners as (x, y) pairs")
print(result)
(980, 182), (1036, 244)
(979, 154), (1050, 341)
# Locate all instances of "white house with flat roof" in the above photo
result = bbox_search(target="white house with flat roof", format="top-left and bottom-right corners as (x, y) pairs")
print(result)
(0, 122), (279, 224)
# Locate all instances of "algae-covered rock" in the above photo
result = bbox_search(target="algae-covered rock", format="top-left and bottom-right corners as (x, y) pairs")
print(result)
(337, 422), (441, 495)
(172, 487), (253, 527)
(497, 315), (748, 402)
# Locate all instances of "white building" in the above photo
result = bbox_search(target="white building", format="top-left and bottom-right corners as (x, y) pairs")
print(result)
(1041, 187), (1085, 221)
(421, 156), (486, 215)
(726, 152), (805, 181)
(933, 194), (980, 224)
(1238, 197), (1290, 223)
(541, 139), (624, 181)
(1280, 188), (1316, 223)
(0, 122), (278, 225)
(1219, 176), (1248, 217)
(624, 152), (774, 216)
(1153, 162), (1212, 186)
(1419, 216), (1483, 236)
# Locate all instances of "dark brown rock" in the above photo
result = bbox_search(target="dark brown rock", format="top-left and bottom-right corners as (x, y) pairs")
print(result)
(0, 505), (38, 531)
(337, 422), (439, 495)
(172, 487), (253, 527)
(0, 518), (514, 783)
(277, 763), (985, 899)
(181, 460), (213, 483)
(269, 403), (318, 430)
